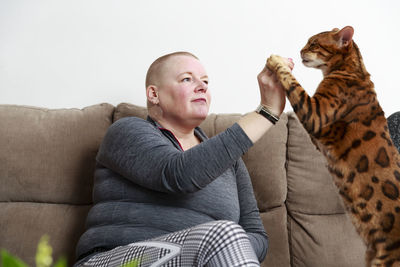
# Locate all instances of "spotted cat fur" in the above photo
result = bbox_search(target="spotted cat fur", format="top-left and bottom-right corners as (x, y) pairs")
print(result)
(267, 26), (400, 267)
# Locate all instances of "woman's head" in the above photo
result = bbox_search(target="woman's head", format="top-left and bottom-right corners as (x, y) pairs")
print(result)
(145, 52), (211, 129)
(145, 52), (199, 88)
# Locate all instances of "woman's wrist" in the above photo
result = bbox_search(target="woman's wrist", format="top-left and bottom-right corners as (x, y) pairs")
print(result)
(255, 104), (279, 125)
(238, 111), (275, 144)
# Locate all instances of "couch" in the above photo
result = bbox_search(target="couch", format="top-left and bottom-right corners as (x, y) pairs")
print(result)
(0, 102), (368, 267)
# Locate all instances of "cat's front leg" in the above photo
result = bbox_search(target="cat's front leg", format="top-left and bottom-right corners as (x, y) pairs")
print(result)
(266, 55), (310, 118)
(266, 54), (298, 91)
(267, 54), (324, 136)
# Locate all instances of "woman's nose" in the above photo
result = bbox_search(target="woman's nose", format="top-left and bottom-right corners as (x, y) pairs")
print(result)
(194, 79), (208, 92)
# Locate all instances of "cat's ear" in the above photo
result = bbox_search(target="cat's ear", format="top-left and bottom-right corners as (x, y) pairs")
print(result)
(332, 28), (340, 32)
(336, 26), (354, 48)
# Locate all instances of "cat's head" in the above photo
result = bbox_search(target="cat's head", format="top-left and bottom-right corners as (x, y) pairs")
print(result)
(301, 26), (354, 73)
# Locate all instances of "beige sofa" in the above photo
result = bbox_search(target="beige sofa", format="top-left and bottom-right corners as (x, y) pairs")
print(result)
(0, 102), (367, 267)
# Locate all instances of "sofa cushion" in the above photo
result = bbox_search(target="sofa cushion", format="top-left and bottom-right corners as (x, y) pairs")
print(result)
(285, 113), (344, 215)
(0, 103), (114, 204)
(260, 207), (290, 267)
(0, 103), (114, 266)
(0, 202), (91, 266)
(113, 102), (148, 122)
(288, 212), (366, 267)
(285, 113), (366, 267)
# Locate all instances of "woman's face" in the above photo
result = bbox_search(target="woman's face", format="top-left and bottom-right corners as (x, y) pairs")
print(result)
(157, 55), (211, 127)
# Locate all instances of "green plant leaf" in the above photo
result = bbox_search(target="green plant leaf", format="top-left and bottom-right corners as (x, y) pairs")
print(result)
(120, 259), (140, 267)
(53, 256), (67, 267)
(1, 235), (68, 267)
(35, 235), (53, 267)
(1, 249), (28, 267)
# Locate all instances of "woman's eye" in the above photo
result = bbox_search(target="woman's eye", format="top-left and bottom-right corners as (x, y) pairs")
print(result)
(182, 77), (191, 82)
(203, 80), (208, 85)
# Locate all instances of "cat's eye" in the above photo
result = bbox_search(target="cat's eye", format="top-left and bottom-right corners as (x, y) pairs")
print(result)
(309, 42), (319, 49)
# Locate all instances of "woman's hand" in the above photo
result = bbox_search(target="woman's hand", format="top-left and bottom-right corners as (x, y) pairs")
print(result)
(237, 57), (294, 144)
(257, 58), (294, 116)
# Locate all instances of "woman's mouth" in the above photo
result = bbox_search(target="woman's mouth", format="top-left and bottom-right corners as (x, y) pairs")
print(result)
(192, 98), (207, 103)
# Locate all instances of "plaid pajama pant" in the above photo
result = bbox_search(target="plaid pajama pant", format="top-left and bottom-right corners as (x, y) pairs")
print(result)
(76, 220), (260, 267)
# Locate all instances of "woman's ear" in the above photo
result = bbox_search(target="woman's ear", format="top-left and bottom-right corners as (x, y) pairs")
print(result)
(146, 85), (159, 105)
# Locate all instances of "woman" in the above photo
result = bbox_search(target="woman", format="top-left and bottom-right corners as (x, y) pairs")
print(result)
(75, 51), (294, 267)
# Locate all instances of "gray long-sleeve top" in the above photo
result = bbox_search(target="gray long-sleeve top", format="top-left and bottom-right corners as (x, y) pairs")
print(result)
(76, 116), (268, 262)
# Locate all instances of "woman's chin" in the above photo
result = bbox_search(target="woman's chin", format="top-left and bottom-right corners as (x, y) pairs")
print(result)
(196, 109), (209, 119)
(190, 105), (208, 117)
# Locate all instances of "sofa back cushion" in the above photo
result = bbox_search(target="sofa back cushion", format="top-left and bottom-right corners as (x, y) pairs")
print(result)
(285, 113), (366, 267)
(0, 103), (114, 266)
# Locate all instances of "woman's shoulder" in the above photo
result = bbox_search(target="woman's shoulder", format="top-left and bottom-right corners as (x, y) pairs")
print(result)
(97, 116), (166, 159)
(112, 116), (154, 128)
(107, 116), (160, 138)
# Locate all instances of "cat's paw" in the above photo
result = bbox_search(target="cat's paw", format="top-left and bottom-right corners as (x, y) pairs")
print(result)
(267, 54), (291, 73)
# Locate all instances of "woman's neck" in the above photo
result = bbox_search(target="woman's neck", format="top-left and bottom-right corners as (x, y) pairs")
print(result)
(148, 107), (203, 150)
(153, 117), (201, 151)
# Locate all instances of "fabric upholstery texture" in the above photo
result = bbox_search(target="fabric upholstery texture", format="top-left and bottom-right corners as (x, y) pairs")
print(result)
(286, 115), (366, 267)
(0, 104), (114, 266)
(0, 102), (368, 267)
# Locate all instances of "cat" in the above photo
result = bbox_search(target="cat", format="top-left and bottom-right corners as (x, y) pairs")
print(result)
(266, 26), (400, 267)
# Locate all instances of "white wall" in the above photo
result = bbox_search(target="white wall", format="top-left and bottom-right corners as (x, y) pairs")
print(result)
(1, 0), (399, 116)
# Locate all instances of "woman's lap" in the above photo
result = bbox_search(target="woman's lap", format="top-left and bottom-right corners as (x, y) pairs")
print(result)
(77, 220), (259, 267)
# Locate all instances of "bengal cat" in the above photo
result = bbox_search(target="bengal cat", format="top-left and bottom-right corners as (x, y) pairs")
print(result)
(266, 26), (400, 267)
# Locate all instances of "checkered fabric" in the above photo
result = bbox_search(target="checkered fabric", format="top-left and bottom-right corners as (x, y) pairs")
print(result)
(77, 220), (259, 267)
